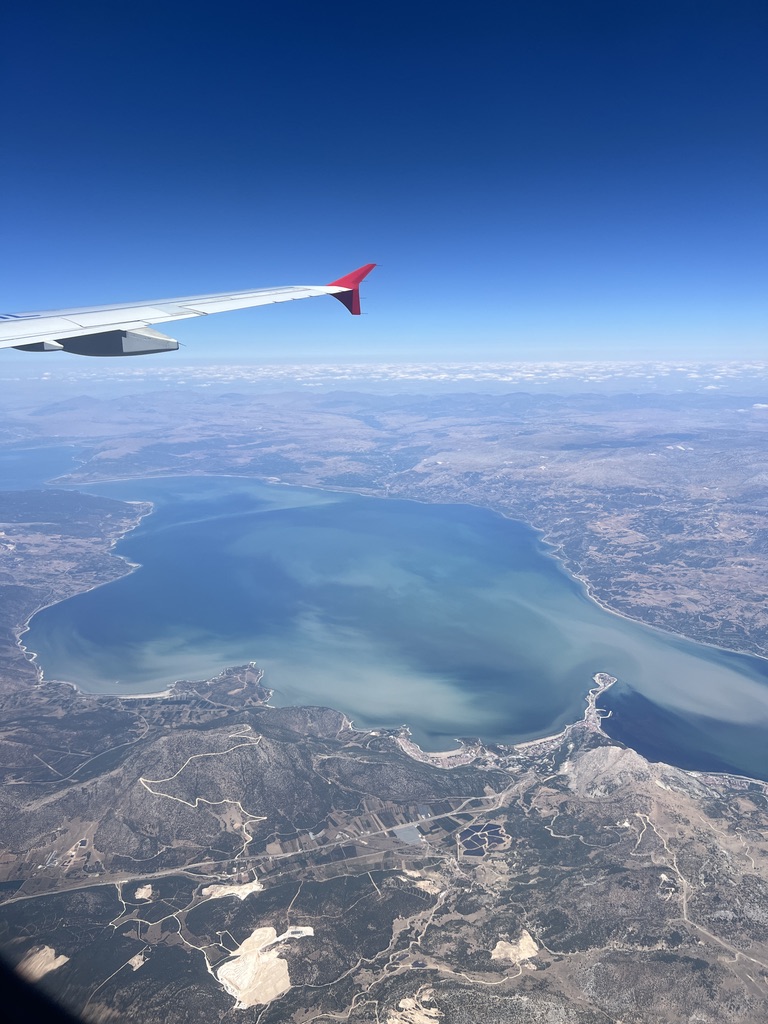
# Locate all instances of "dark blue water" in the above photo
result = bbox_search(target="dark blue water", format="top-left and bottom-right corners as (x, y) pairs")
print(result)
(22, 476), (768, 776)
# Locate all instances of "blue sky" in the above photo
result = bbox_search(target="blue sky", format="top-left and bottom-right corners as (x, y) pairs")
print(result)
(2, 1), (766, 361)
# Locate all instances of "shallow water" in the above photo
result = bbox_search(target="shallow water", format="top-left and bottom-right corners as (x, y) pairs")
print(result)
(23, 476), (768, 776)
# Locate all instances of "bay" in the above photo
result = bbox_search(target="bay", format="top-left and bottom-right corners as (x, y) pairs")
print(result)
(0, 444), (85, 489)
(23, 476), (768, 777)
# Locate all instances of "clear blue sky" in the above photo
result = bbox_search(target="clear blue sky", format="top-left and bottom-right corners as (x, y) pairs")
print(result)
(2, 1), (766, 361)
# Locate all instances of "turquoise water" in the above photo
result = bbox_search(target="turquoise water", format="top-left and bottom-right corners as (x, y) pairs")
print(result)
(23, 476), (768, 775)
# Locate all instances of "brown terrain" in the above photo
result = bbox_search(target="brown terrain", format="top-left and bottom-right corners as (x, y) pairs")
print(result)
(0, 380), (766, 1021)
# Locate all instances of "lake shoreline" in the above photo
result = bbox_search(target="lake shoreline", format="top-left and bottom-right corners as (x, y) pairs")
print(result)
(16, 471), (768, 784)
(56, 468), (768, 667)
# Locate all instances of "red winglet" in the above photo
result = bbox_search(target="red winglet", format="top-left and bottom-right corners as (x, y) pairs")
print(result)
(328, 263), (376, 315)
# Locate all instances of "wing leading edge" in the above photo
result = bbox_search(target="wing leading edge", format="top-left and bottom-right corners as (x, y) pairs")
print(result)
(0, 263), (376, 356)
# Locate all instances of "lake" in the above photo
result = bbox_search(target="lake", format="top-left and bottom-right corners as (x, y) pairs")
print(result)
(21, 475), (768, 779)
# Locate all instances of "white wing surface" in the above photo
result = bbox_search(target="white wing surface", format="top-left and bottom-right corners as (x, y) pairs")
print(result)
(0, 264), (375, 357)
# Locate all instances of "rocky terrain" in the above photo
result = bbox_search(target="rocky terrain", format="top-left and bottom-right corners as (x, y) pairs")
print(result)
(0, 656), (766, 1023)
(1, 384), (768, 1021)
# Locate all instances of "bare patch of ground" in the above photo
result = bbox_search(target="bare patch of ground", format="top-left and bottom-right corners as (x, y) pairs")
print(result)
(215, 925), (314, 1009)
(386, 988), (443, 1024)
(17, 945), (70, 981)
(201, 878), (264, 902)
(491, 930), (539, 964)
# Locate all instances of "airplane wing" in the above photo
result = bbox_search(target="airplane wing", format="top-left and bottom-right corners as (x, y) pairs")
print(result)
(0, 264), (376, 357)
